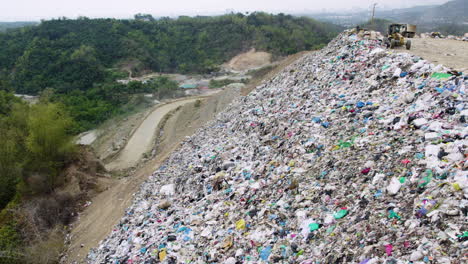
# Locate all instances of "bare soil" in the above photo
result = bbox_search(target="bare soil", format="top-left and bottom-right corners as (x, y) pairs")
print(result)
(224, 48), (272, 72)
(155, 86), (242, 155)
(397, 38), (468, 71)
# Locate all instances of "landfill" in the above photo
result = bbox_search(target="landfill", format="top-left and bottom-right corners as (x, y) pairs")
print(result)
(87, 30), (467, 263)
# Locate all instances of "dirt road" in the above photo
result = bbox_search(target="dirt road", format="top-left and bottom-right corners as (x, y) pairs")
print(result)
(105, 98), (201, 170)
(397, 38), (468, 71)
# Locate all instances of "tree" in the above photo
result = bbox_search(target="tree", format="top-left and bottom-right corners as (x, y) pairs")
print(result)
(25, 103), (75, 190)
(70, 45), (98, 63)
(0, 129), (22, 209)
(0, 93), (27, 209)
(134, 14), (155, 22)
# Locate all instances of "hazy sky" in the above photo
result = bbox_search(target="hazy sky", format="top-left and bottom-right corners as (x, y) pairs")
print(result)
(1, 0), (449, 21)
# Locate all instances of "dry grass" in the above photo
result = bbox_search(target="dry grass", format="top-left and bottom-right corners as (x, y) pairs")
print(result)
(24, 226), (65, 264)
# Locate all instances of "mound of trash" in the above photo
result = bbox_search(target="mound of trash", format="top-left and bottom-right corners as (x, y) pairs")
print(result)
(88, 31), (467, 264)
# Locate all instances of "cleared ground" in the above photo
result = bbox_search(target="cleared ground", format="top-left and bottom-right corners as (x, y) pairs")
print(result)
(223, 48), (272, 72)
(397, 38), (468, 71)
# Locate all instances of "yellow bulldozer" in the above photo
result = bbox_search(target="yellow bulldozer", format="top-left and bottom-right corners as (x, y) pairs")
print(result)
(385, 24), (416, 50)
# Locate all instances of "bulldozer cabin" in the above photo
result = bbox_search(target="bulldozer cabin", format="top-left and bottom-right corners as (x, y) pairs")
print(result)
(385, 23), (416, 50)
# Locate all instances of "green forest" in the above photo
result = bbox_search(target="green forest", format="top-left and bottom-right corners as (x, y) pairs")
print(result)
(0, 13), (341, 132)
(0, 91), (77, 263)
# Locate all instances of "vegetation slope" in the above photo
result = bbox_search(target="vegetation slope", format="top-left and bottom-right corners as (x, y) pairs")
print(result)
(0, 13), (342, 132)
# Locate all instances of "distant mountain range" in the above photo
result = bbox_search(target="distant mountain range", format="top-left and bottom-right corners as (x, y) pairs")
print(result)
(0, 21), (38, 32)
(377, 0), (467, 25)
(309, 0), (468, 34)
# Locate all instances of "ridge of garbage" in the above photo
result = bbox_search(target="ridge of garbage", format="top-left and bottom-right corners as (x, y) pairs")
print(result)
(87, 30), (467, 264)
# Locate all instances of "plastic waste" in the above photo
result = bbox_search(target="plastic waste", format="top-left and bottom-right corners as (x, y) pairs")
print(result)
(85, 30), (467, 264)
(236, 219), (246, 230)
(334, 209), (348, 219)
(384, 244), (393, 256)
(309, 223), (320, 231)
(259, 246), (272, 261)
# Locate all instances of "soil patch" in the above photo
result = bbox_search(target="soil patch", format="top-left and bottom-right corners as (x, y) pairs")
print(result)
(397, 38), (468, 71)
(224, 48), (272, 72)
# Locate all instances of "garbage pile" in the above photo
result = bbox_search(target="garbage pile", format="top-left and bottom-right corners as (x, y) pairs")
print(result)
(87, 30), (467, 263)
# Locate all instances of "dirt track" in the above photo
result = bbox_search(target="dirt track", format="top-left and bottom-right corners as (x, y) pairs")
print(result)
(397, 38), (468, 71)
(106, 98), (200, 170)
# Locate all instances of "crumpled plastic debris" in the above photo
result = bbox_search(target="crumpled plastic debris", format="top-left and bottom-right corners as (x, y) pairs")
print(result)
(87, 30), (468, 264)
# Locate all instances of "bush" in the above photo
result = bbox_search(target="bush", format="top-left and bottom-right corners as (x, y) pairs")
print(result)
(0, 223), (20, 251)
(25, 103), (76, 190)
(23, 227), (65, 264)
(0, 206), (23, 264)
(209, 79), (241, 88)
(0, 94), (78, 264)
(0, 98), (77, 210)
(247, 65), (275, 79)
(32, 193), (75, 230)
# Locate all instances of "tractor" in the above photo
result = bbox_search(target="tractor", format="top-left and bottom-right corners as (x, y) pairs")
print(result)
(385, 24), (414, 50)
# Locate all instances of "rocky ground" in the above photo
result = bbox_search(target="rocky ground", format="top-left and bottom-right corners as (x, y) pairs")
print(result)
(87, 31), (467, 264)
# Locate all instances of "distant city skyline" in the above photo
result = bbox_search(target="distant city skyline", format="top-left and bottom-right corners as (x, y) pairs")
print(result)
(1, 0), (449, 21)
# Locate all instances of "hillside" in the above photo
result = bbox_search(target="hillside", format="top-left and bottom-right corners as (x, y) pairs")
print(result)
(87, 32), (466, 263)
(379, 0), (468, 34)
(381, 0), (468, 25)
(0, 13), (341, 94)
(0, 90), (112, 263)
(359, 18), (393, 34)
(0, 13), (341, 132)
